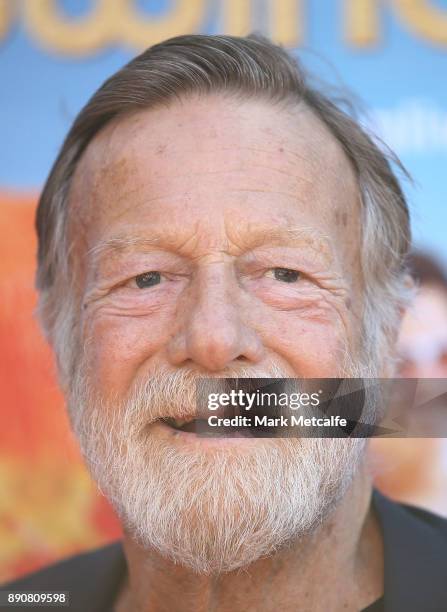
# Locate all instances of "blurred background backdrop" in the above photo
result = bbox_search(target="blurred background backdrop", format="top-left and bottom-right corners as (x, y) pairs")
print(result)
(1, 0), (446, 583)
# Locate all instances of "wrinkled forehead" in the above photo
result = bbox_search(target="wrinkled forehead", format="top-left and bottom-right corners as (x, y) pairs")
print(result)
(68, 94), (361, 262)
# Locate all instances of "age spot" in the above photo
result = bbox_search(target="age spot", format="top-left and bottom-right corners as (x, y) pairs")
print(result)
(334, 210), (348, 227)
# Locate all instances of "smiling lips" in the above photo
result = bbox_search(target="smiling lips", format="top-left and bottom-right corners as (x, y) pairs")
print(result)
(162, 417), (201, 432)
(161, 411), (274, 436)
(161, 402), (246, 433)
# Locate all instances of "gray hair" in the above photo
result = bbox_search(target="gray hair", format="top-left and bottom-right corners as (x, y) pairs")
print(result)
(34, 33), (411, 384)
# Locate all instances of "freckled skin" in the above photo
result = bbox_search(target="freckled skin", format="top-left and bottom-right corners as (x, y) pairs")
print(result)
(68, 95), (364, 399)
(67, 95), (382, 612)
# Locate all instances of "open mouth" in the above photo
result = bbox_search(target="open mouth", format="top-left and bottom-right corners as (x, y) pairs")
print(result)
(160, 407), (280, 437)
(162, 417), (206, 433)
(159, 379), (299, 437)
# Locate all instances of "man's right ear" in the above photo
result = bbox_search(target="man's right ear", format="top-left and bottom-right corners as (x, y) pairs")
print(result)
(32, 302), (53, 347)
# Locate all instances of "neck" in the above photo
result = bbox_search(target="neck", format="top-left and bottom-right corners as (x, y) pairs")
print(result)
(115, 463), (383, 612)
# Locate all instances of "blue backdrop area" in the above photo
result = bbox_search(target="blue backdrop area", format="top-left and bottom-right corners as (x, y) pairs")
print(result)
(1, 0), (446, 262)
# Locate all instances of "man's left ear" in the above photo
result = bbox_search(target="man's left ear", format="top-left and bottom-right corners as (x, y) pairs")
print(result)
(384, 273), (416, 377)
(381, 273), (416, 378)
(398, 273), (417, 322)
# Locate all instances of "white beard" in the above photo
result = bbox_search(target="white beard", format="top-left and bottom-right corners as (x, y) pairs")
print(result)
(68, 363), (369, 575)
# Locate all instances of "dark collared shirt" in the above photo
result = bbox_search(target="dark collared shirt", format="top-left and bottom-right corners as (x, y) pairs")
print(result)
(2, 491), (447, 611)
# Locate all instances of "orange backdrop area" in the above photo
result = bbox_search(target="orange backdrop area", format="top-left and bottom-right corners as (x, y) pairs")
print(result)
(0, 193), (121, 584)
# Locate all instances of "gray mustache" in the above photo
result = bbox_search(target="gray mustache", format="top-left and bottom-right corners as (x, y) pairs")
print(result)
(121, 365), (288, 425)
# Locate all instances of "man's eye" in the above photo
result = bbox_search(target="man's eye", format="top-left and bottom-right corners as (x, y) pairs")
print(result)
(267, 268), (301, 283)
(135, 271), (162, 289)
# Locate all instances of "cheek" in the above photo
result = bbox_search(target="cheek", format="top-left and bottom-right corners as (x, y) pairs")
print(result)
(80, 310), (171, 398)
(261, 308), (352, 377)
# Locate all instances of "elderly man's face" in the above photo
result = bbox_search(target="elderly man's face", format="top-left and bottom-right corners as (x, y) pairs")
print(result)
(66, 95), (366, 573)
(72, 95), (362, 389)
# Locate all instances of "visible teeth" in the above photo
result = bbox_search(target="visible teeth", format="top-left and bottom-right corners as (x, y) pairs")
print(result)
(169, 418), (194, 428)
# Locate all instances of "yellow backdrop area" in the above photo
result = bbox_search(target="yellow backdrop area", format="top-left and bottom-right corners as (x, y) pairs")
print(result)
(1, 0), (447, 54)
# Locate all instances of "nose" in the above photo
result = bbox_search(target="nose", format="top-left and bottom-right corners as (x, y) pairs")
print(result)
(167, 265), (264, 372)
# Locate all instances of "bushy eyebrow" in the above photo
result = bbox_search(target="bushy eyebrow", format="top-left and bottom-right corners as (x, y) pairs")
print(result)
(88, 234), (165, 260)
(87, 226), (334, 265)
(245, 227), (332, 252)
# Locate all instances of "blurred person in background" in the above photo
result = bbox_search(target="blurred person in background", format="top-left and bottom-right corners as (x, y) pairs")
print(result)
(399, 252), (447, 379)
(373, 251), (447, 517)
